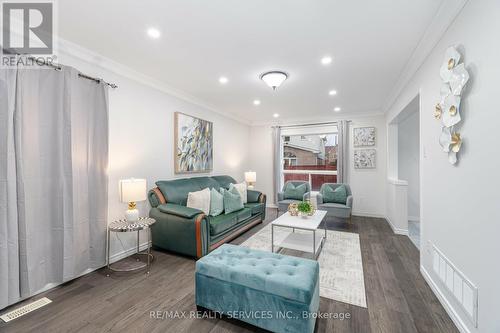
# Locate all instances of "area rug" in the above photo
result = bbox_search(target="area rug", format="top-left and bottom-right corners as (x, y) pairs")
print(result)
(240, 225), (367, 308)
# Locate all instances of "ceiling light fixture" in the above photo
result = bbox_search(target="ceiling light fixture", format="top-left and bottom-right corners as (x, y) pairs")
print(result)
(260, 71), (288, 90)
(147, 27), (161, 39)
(273, 113), (280, 118)
(329, 90), (337, 96)
(219, 76), (228, 84)
(253, 100), (261, 106)
(321, 56), (332, 65)
(334, 107), (341, 112)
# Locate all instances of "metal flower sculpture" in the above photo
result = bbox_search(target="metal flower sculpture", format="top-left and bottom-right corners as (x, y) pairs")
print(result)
(436, 46), (469, 165)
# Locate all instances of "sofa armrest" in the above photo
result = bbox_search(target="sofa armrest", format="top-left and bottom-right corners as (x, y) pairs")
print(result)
(150, 207), (208, 258)
(158, 203), (203, 219)
(247, 189), (262, 203)
(316, 193), (324, 205)
(148, 187), (166, 208)
(303, 191), (311, 201)
(277, 191), (285, 201)
(346, 195), (353, 209)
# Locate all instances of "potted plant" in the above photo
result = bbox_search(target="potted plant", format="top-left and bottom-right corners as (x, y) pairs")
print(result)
(297, 201), (314, 218)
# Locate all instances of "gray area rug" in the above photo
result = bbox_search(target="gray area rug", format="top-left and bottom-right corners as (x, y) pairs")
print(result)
(241, 225), (367, 308)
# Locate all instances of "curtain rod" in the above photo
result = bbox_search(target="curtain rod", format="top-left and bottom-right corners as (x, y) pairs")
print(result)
(275, 120), (351, 129)
(24, 55), (118, 89)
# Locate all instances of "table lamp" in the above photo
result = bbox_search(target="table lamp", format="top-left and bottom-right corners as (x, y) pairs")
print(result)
(244, 171), (257, 189)
(119, 178), (147, 222)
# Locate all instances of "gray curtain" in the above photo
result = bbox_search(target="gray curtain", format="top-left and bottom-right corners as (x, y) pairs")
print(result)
(0, 67), (20, 309)
(272, 126), (281, 204)
(337, 120), (348, 184)
(1, 64), (108, 306)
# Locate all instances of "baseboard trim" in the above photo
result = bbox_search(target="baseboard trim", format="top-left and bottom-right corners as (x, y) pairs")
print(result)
(385, 216), (409, 235)
(420, 266), (470, 333)
(408, 215), (420, 222)
(352, 212), (385, 219)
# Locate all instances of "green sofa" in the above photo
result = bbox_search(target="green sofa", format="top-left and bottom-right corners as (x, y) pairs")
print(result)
(148, 175), (266, 258)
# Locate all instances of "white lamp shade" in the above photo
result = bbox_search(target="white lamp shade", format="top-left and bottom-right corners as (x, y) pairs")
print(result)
(119, 178), (147, 203)
(245, 171), (257, 183)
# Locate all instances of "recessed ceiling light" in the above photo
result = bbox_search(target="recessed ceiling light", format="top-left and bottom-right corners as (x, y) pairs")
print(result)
(253, 100), (261, 106)
(321, 56), (332, 65)
(147, 27), (161, 39)
(329, 90), (337, 96)
(334, 107), (341, 112)
(273, 113), (280, 118)
(219, 77), (228, 84)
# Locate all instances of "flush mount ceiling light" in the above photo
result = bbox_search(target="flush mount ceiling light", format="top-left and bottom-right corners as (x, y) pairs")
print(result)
(147, 27), (161, 39)
(334, 107), (341, 112)
(260, 71), (288, 90)
(329, 90), (337, 96)
(219, 76), (228, 84)
(253, 100), (261, 106)
(273, 113), (280, 118)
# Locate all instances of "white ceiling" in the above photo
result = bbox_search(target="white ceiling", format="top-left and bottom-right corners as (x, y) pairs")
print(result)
(58, 0), (443, 123)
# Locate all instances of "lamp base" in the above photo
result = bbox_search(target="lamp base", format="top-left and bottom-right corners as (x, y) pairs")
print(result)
(125, 208), (139, 222)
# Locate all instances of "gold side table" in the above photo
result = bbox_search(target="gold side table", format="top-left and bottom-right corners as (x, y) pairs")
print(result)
(106, 217), (156, 276)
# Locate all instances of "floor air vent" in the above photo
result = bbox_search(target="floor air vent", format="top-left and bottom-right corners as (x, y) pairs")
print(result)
(0, 297), (52, 322)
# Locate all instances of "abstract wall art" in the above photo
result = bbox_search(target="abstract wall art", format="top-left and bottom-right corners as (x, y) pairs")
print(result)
(353, 127), (376, 147)
(354, 149), (376, 169)
(174, 112), (213, 173)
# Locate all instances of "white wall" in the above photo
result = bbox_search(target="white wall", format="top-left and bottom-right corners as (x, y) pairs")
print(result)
(249, 114), (387, 217)
(57, 48), (251, 260)
(398, 111), (420, 220)
(385, 1), (500, 332)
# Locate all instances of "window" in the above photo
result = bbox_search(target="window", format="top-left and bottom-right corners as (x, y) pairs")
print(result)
(281, 129), (338, 191)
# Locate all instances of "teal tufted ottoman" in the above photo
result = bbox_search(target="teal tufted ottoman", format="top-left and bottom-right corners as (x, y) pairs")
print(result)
(195, 244), (319, 333)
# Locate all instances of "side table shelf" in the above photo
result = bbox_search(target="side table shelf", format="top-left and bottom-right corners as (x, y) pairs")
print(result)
(107, 217), (156, 275)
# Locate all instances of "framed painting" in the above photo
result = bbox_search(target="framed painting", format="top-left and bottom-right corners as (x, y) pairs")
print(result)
(354, 149), (376, 169)
(353, 127), (376, 147)
(174, 112), (213, 173)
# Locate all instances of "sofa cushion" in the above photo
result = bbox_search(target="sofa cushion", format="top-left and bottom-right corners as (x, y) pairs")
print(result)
(196, 244), (319, 304)
(244, 202), (264, 215)
(187, 188), (211, 215)
(157, 203), (203, 219)
(211, 175), (237, 190)
(156, 179), (202, 206)
(317, 202), (351, 218)
(221, 187), (244, 214)
(208, 211), (238, 235)
(284, 182), (307, 200)
(209, 188), (224, 216)
(237, 207), (252, 222)
(322, 184), (347, 204)
(229, 182), (248, 203)
(192, 177), (221, 190)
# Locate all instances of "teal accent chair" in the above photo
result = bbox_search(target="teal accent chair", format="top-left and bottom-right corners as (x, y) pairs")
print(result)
(276, 180), (310, 214)
(148, 175), (266, 258)
(316, 183), (353, 223)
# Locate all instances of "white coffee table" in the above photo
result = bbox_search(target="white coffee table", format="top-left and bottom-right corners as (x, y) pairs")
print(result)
(271, 210), (327, 260)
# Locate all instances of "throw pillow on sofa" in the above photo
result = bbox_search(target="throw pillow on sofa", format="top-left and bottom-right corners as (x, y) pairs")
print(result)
(229, 182), (247, 203)
(284, 182), (307, 200)
(323, 185), (347, 204)
(209, 188), (224, 216)
(187, 188), (211, 215)
(221, 187), (244, 214)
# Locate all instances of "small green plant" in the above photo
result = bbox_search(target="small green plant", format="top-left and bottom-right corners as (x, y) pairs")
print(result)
(297, 201), (313, 214)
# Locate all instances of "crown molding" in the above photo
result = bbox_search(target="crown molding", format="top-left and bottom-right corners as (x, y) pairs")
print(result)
(250, 111), (385, 127)
(55, 37), (251, 125)
(382, 0), (469, 113)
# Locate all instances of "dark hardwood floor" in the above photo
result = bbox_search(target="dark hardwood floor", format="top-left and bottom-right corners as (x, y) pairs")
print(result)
(0, 209), (458, 333)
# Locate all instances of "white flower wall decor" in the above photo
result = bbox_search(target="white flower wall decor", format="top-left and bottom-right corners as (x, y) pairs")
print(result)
(436, 46), (469, 165)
